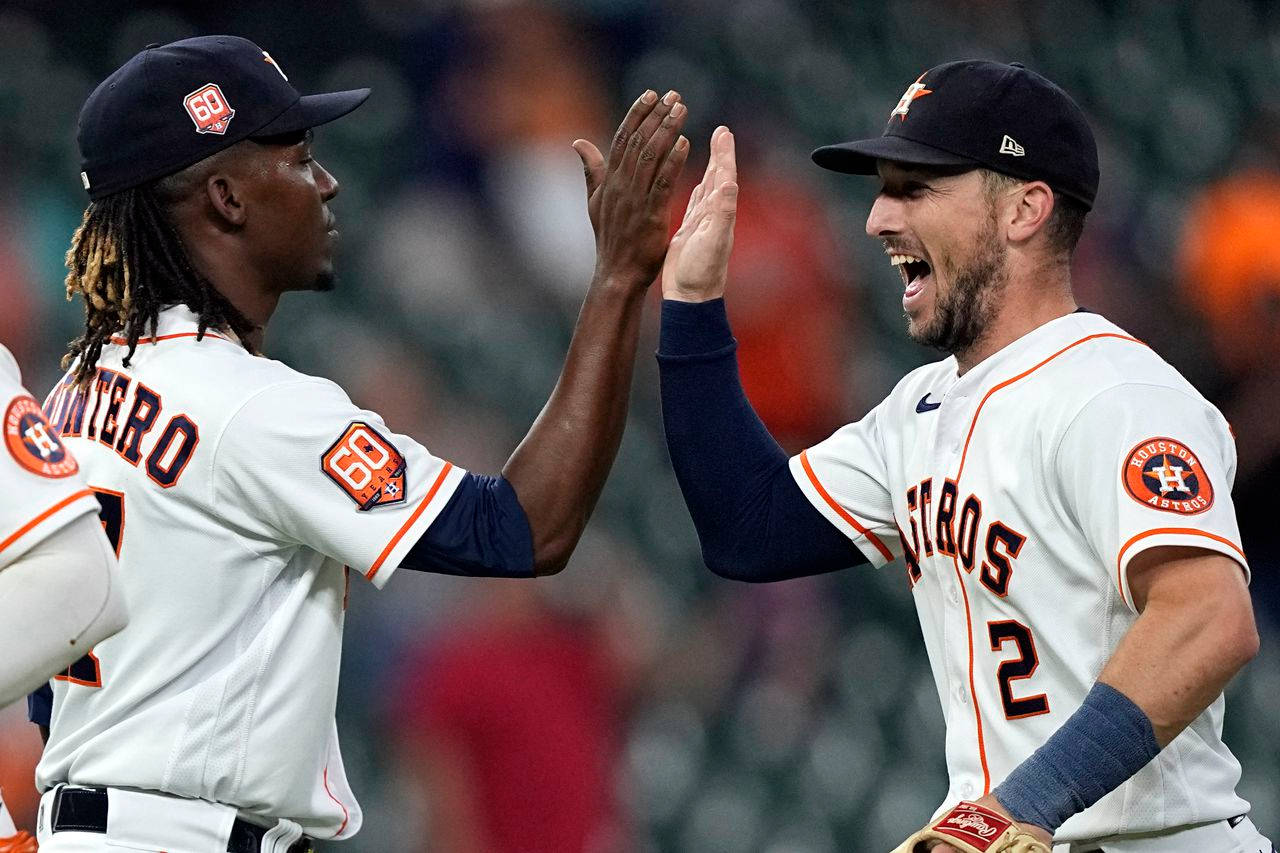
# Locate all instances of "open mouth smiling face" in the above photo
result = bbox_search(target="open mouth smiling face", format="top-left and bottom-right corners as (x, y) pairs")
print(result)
(889, 250), (934, 312)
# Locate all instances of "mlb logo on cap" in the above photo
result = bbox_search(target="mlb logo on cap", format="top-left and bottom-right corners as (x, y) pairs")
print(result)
(183, 83), (235, 134)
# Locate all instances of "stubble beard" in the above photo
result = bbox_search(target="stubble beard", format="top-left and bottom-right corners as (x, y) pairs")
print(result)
(907, 213), (1008, 356)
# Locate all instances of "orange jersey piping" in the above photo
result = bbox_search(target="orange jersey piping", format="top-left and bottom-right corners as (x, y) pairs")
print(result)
(1115, 528), (1247, 609)
(322, 764), (350, 837)
(0, 489), (94, 556)
(365, 462), (454, 582)
(949, 331), (1143, 795)
(948, 546), (991, 793)
(799, 450), (894, 562)
(956, 333), (1145, 481)
(108, 331), (231, 345)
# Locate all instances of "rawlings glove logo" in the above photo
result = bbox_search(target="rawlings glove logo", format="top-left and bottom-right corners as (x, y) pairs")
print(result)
(944, 812), (1000, 837)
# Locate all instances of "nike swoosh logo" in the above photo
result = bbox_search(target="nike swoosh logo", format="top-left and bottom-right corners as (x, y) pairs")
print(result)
(916, 393), (941, 413)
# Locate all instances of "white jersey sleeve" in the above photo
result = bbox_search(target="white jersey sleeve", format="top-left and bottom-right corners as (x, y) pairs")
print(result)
(212, 378), (466, 589)
(1054, 382), (1246, 612)
(788, 399), (899, 567)
(0, 344), (99, 571)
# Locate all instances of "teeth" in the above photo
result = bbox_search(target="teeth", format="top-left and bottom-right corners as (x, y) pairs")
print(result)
(889, 253), (925, 266)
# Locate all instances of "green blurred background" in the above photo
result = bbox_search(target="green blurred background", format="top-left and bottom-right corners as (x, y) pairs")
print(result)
(1, 1), (1278, 850)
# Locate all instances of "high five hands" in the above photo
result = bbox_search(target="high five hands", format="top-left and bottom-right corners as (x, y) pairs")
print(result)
(662, 125), (738, 303)
(573, 90), (690, 291)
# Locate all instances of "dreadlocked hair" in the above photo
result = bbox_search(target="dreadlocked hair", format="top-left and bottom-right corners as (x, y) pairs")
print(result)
(62, 183), (258, 389)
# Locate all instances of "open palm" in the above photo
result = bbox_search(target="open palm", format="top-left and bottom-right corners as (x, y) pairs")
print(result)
(661, 126), (739, 302)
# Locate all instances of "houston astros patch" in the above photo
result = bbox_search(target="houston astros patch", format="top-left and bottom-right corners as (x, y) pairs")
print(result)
(1122, 436), (1214, 515)
(321, 421), (406, 511)
(5, 395), (79, 478)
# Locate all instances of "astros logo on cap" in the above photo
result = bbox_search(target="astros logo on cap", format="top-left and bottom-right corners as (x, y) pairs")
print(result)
(890, 73), (932, 121)
(183, 83), (235, 134)
(5, 396), (78, 478)
(1122, 436), (1214, 515)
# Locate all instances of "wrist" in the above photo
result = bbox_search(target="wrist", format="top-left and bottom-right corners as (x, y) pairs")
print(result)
(658, 297), (734, 358)
(661, 285), (726, 303)
(592, 265), (654, 296)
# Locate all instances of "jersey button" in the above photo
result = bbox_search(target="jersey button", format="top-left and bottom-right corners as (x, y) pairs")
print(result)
(956, 684), (968, 704)
(948, 585), (959, 604)
(962, 782), (976, 798)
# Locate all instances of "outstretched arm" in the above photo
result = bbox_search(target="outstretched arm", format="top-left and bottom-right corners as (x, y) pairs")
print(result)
(658, 128), (865, 581)
(501, 91), (690, 575)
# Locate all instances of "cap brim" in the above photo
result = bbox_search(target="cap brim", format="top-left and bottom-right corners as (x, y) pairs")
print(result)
(812, 135), (979, 174)
(252, 88), (371, 137)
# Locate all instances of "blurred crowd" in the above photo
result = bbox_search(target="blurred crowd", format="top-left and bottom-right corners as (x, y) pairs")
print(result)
(1, 0), (1278, 850)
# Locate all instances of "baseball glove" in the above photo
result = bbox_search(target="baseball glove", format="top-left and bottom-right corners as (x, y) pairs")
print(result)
(0, 831), (37, 853)
(891, 801), (1051, 853)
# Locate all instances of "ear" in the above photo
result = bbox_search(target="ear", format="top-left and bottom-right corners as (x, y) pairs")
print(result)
(204, 172), (247, 228)
(1006, 181), (1054, 244)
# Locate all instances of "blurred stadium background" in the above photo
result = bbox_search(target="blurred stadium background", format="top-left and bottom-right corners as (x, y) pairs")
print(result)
(1, 0), (1278, 850)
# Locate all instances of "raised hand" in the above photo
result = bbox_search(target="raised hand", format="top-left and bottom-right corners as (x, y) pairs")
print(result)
(661, 125), (738, 303)
(573, 90), (690, 290)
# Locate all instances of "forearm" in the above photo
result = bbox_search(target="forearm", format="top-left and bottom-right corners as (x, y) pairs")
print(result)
(1097, 573), (1257, 746)
(0, 513), (128, 707)
(993, 551), (1257, 834)
(658, 298), (864, 580)
(503, 277), (647, 575)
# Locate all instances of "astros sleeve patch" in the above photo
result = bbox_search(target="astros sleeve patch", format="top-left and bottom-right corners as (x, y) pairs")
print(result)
(5, 395), (79, 478)
(321, 421), (406, 511)
(1121, 436), (1214, 515)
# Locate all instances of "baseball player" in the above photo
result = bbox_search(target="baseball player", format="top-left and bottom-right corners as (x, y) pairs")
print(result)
(658, 61), (1271, 852)
(30, 35), (688, 851)
(0, 342), (128, 853)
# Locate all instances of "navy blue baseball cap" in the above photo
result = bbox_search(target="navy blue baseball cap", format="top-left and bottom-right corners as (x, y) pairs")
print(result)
(77, 35), (370, 200)
(813, 60), (1099, 209)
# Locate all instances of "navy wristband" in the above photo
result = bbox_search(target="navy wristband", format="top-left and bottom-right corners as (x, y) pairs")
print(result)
(993, 681), (1161, 832)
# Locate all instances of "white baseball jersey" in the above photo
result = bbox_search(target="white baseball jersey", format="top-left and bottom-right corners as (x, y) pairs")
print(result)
(35, 305), (466, 840)
(791, 311), (1251, 843)
(0, 344), (98, 572)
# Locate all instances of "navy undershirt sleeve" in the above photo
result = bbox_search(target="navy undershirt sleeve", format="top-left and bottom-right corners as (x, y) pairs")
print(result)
(28, 682), (52, 728)
(402, 473), (535, 578)
(657, 298), (867, 581)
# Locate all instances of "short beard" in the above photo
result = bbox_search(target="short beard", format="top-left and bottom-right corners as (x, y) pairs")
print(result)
(908, 212), (1007, 355)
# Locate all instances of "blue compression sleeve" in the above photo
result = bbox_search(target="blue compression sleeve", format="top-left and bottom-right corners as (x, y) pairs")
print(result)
(28, 682), (52, 728)
(993, 681), (1161, 832)
(657, 298), (866, 581)
(402, 473), (535, 578)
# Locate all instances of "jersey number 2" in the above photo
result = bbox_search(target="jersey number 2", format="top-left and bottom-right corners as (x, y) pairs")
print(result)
(987, 620), (1049, 719)
(54, 487), (124, 688)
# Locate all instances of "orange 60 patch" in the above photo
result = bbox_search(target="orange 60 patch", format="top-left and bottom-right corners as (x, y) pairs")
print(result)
(1122, 436), (1215, 515)
(183, 83), (235, 134)
(321, 422), (406, 511)
(5, 395), (79, 478)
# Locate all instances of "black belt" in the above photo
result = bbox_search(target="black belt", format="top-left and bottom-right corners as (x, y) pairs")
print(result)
(50, 786), (315, 853)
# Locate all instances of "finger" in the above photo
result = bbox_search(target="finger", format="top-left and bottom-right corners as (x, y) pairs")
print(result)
(700, 126), (726, 187)
(572, 139), (606, 200)
(634, 100), (688, 192)
(684, 126), (727, 224)
(648, 134), (690, 212)
(718, 127), (737, 188)
(607, 90), (659, 173)
(620, 90), (680, 178)
(708, 131), (736, 196)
